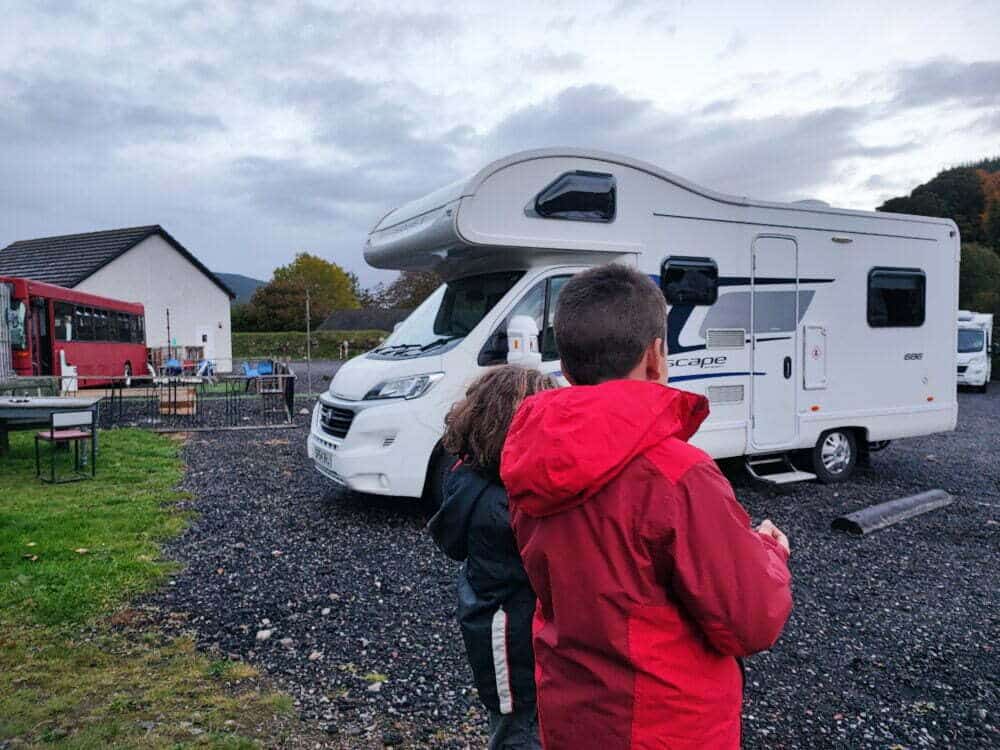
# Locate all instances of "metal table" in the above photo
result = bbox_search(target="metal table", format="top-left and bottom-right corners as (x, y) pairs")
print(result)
(0, 395), (103, 455)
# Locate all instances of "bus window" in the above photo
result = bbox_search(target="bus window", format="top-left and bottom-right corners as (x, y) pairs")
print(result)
(136, 315), (145, 344)
(8, 299), (27, 349)
(55, 303), (74, 341)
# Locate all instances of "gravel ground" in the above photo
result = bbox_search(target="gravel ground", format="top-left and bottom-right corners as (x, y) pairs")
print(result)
(146, 389), (999, 749)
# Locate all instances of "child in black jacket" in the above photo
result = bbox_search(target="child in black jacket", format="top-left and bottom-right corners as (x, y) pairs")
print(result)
(428, 365), (553, 750)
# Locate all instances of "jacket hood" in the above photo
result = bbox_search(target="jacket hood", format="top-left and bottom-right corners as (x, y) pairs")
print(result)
(500, 380), (709, 517)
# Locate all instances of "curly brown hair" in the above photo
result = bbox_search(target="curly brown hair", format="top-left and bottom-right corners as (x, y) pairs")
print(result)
(442, 366), (555, 479)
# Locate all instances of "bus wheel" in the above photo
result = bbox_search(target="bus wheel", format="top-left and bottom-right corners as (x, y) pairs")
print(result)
(812, 429), (857, 484)
(123, 362), (132, 387)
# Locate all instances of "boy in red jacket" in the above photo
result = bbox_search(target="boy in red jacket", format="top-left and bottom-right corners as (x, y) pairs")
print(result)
(500, 264), (792, 750)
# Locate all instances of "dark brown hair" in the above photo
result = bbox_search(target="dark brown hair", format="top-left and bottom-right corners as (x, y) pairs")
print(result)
(442, 366), (555, 479)
(554, 264), (667, 385)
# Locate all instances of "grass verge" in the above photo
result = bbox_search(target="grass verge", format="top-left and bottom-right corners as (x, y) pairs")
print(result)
(232, 330), (386, 360)
(0, 430), (311, 748)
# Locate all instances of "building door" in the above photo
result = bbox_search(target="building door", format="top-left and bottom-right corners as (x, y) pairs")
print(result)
(196, 325), (214, 362)
(751, 236), (799, 449)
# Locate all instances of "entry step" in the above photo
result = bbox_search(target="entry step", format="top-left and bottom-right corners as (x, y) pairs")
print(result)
(754, 469), (817, 485)
(745, 454), (816, 486)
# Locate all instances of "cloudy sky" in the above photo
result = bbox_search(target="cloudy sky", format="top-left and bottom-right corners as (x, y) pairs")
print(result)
(2, 0), (998, 285)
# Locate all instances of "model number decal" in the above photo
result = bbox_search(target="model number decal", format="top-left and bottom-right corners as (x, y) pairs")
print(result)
(669, 355), (728, 369)
(904, 352), (923, 360)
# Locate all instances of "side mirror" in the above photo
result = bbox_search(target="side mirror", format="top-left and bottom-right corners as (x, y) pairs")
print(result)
(506, 315), (542, 369)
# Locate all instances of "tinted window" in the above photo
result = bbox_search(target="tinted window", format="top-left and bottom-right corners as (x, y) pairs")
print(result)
(868, 268), (925, 327)
(542, 276), (570, 360)
(534, 171), (616, 222)
(478, 275), (572, 366)
(54, 302), (74, 341)
(661, 257), (719, 306)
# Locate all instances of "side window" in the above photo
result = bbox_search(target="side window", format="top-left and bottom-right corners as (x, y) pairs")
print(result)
(660, 257), (718, 306)
(868, 268), (925, 327)
(54, 303), (74, 341)
(541, 276), (570, 361)
(478, 281), (546, 366)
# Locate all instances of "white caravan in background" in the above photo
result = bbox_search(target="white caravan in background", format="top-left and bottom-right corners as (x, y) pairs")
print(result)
(307, 148), (959, 508)
(956, 310), (994, 392)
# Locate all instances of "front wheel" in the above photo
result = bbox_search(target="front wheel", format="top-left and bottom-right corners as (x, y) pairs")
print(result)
(812, 429), (857, 484)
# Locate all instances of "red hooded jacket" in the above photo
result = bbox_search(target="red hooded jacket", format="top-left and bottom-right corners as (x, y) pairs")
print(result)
(500, 380), (792, 750)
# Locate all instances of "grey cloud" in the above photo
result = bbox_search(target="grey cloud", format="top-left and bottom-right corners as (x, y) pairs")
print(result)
(699, 98), (738, 116)
(0, 72), (224, 149)
(486, 85), (915, 201)
(891, 58), (1000, 109)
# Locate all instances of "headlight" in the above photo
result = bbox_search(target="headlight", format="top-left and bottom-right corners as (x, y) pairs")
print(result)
(364, 372), (444, 400)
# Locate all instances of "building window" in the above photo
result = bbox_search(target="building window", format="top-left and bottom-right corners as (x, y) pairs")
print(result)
(868, 268), (925, 327)
(534, 171), (616, 222)
(661, 257), (719, 306)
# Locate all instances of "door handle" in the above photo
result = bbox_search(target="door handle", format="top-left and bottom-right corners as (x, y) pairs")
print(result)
(783, 356), (792, 379)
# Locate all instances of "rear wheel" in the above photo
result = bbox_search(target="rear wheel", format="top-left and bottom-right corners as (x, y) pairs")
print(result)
(812, 429), (857, 484)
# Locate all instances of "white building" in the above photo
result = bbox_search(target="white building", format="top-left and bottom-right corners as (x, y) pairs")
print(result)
(0, 225), (235, 370)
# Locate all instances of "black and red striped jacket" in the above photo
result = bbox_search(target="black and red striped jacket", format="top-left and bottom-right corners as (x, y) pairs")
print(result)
(501, 380), (793, 749)
(427, 463), (536, 715)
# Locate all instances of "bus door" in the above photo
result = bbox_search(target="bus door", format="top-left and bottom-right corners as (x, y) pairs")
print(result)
(29, 298), (53, 375)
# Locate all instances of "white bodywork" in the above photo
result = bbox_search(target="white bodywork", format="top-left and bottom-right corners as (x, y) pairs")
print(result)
(308, 148), (960, 498)
(956, 310), (993, 388)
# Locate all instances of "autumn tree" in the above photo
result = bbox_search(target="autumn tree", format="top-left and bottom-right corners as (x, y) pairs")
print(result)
(375, 271), (442, 309)
(243, 253), (359, 331)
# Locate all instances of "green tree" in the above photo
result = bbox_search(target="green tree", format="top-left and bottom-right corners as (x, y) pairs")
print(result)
(960, 243), (1000, 315)
(245, 253), (359, 331)
(377, 271), (442, 309)
(230, 302), (257, 333)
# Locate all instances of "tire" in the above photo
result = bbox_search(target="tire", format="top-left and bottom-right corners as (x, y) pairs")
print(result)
(422, 448), (455, 519)
(812, 429), (858, 484)
(978, 381), (989, 394)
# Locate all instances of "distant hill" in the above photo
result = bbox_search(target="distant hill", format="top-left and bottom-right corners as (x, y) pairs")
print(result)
(878, 157), (1000, 248)
(215, 272), (266, 304)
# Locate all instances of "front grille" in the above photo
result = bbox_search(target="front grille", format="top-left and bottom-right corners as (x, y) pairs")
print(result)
(957, 365), (968, 374)
(320, 403), (355, 439)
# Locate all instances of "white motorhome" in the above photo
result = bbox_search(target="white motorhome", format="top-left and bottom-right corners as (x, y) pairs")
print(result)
(956, 310), (994, 392)
(307, 148), (959, 507)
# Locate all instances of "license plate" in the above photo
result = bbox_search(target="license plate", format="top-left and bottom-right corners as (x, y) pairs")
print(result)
(314, 445), (335, 469)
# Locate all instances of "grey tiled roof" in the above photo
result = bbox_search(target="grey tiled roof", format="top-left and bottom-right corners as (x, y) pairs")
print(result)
(0, 225), (235, 298)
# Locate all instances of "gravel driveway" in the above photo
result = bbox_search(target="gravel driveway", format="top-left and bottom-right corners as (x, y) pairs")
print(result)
(148, 389), (999, 749)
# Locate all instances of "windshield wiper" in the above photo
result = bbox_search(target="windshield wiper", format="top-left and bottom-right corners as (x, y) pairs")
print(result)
(373, 343), (421, 354)
(419, 335), (463, 352)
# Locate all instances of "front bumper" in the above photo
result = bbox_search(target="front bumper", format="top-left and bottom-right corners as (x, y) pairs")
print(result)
(306, 395), (440, 498)
(957, 366), (988, 387)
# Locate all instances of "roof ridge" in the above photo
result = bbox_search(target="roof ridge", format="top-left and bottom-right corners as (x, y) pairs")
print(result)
(4, 225), (161, 247)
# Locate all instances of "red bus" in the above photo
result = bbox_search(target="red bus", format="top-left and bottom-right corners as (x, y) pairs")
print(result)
(2, 276), (147, 386)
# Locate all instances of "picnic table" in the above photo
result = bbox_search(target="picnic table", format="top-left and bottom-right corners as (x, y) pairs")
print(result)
(0, 395), (103, 456)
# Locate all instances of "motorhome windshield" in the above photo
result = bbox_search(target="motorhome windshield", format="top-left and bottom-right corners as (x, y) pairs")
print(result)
(369, 271), (524, 359)
(958, 329), (985, 353)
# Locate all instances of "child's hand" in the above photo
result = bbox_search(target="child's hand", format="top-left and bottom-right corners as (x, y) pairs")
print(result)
(756, 519), (790, 556)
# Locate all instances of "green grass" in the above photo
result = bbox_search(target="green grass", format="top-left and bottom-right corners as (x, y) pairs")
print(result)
(232, 330), (386, 360)
(0, 430), (317, 749)
(0, 430), (186, 626)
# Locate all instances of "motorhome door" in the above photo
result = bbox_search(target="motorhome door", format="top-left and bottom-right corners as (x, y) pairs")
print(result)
(751, 236), (799, 449)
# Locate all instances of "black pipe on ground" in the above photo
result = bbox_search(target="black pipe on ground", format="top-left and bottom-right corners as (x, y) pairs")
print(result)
(831, 489), (954, 536)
